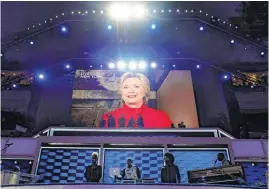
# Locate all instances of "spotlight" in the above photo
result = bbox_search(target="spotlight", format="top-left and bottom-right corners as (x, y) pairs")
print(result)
(129, 61), (137, 70)
(108, 25), (112, 30)
(109, 4), (131, 21)
(39, 74), (44, 79)
(65, 64), (70, 69)
(261, 52), (265, 56)
(30, 41), (34, 45)
(196, 64), (200, 69)
(161, 10), (164, 13)
(177, 9), (180, 12)
(61, 26), (68, 33)
(138, 61), (147, 70)
(200, 10), (202, 13)
(13, 84), (17, 88)
(150, 62), (157, 68)
(151, 24), (156, 29)
(0, 53), (2, 57)
(108, 62), (115, 69)
(153, 10), (156, 13)
(117, 61), (126, 70)
(231, 40), (234, 44)
(100, 65), (103, 68)
(223, 75), (228, 79)
(90, 65), (92, 68)
(199, 26), (204, 31)
(169, 10), (172, 12)
(133, 5), (145, 18)
(173, 65), (176, 68)
(101, 10), (104, 14)
(92, 10), (96, 13)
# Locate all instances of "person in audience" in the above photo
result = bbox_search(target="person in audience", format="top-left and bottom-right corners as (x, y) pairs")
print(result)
(214, 153), (232, 167)
(102, 72), (172, 128)
(161, 153), (181, 183)
(121, 158), (141, 180)
(84, 152), (102, 182)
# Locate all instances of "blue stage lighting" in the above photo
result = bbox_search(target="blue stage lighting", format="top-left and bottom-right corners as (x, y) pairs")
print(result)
(151, 24), (156, 29)
(223, 75), (228, 79)
(196, 64), (201, 69)
(13, 84), (17, 88)
(199, 26), (204, 31)
(108, 62), (115, 69)
(65, 64), (70, 69)
(138, 61), (147, 70)
(61, 26), (68, 33)
(108, 25), (112, 30)
(231, 40), (234, 44)
(39, 74), (44, 79)
(150, 62), (157, 68)
(30, 41), (34, 45)
(117, 61), (126, 70)
(129, 61), (137, 70)
(261, 52), (265, 56)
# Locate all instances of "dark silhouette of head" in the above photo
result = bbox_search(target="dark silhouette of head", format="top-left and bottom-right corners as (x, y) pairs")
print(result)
(164, 152), (175, 165)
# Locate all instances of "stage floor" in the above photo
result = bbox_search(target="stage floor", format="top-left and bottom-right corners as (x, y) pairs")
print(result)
(1, 183), (267, 189)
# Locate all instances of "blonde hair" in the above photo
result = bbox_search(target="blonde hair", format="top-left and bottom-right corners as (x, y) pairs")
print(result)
(119, 72), (150, 106)
(92, 152), (99, 158)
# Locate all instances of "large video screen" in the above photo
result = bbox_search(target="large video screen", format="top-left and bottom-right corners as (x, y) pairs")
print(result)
(71, 70), (199, 128)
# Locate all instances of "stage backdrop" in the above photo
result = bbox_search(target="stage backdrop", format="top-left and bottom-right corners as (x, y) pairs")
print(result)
(71, 70), (199, 128)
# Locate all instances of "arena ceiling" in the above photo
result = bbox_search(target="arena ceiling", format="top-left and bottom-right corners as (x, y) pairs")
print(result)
(1, 1), (268, 73)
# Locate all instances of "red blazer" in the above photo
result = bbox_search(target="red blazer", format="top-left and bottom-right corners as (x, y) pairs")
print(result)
(102, 103), (172, 128)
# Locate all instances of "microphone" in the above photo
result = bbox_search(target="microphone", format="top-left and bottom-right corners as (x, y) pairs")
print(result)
(136, 115), (144, 128)
(128, 117), (135, 128)
(108, 114), (116, 127)
(119, 116), (126, 128)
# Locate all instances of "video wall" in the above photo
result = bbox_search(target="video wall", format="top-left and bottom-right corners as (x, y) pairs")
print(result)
(71, 70), (199, 128)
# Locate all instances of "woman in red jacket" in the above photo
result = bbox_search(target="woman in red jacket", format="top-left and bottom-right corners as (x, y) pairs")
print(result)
(102, 72), (172, 128)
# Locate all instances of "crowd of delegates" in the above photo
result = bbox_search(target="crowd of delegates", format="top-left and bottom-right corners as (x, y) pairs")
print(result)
(84, 152), (231, 183)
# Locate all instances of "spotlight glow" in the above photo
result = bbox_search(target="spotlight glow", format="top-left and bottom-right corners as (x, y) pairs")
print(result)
(13, 84), (17, 88)
(61, 26), (68, 33)
(196, 65), (200, 69)
(30, 41), (34, 45)
(108, 25), (112, 30)
(109, 4), (131, 20)
(150, 62), (157, 68)
(231, 40), (234, 44)
(108, 62), (115, 69)
(173, 65), (176, 68)
(65, 64), (70, 69)
(199, 26), (204, 31)
(129, 61), (137, 70)
(261, 52), (265, 56)
(133, 5), (145, 18)
(117, 61), (126, 70)
(138, 61), (147, 70)
(151, 24), (156, 29)
(39, 74), (44, 79)
(223, 75), (228, 79)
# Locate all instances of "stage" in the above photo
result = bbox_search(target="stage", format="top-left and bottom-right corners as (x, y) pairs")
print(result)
(1, 183), (268, 189)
